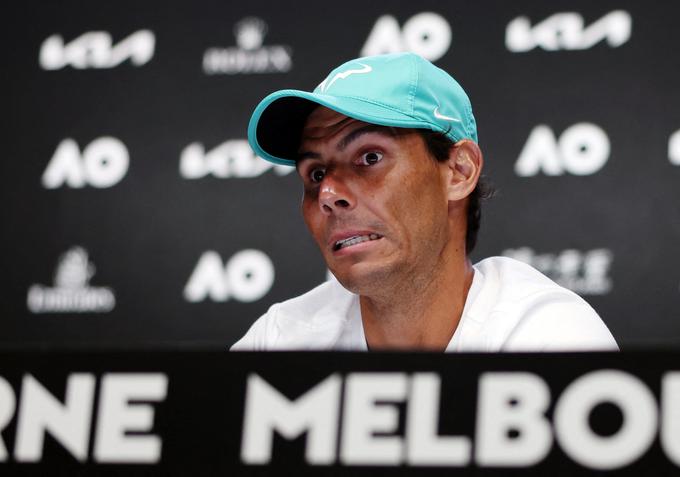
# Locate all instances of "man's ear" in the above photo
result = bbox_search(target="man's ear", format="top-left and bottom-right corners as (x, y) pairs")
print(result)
(444, 139), (483, 201)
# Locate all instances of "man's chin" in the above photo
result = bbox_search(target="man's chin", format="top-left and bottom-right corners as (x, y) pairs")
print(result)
(330, 262), (397, 295)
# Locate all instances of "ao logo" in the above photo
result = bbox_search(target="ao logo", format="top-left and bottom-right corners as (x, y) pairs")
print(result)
(184, 250), (274, 303)
(669, 130), (680, 166)
(506, 10), (632, 52)
(180, 140), (292, 179)
(42, 137), (129, 189)
(515, 123), (610, 177)
(40, 30), (154, 70)
(361, 12), (451, 62)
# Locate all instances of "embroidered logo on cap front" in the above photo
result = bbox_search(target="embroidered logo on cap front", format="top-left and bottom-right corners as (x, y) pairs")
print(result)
(317, 63), (373, 93)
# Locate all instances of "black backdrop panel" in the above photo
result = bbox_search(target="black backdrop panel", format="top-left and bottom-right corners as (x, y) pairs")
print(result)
(3, 1), (680, 347)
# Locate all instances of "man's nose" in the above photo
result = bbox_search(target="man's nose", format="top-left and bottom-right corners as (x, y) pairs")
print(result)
(318, 174), (355, 215)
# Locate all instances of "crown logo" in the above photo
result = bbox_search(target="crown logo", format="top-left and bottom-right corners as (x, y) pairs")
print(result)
(234, 17), (268, 50)
(53, 246), (95, 289)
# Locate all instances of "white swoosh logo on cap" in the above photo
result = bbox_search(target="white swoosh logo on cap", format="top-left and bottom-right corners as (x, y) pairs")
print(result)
(433, 106), (462, 122)
(318, 63), (373, 93)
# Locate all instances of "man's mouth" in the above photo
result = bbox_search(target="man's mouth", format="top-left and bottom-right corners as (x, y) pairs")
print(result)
(333, 233), (383, 251)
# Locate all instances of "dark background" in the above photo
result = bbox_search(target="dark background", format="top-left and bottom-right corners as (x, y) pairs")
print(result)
(3, 1), (679, 348)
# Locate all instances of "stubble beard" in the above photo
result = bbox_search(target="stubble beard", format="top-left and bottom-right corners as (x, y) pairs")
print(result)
(330, 235), (448, 305)
(332, 259), (399, 298)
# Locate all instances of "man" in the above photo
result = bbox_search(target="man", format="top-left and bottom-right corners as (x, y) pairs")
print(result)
(232, 52), (617, 352)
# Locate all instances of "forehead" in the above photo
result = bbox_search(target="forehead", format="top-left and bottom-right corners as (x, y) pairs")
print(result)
(301, 106), (363, 143)
(297, 106), (432, 168)
(299, 106), (420, 148)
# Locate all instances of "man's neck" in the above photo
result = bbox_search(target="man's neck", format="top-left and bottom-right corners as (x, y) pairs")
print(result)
(359, 253), (475, 351)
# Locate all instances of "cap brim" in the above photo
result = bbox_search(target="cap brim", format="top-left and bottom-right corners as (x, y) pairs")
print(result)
(248, 89), (438, 165)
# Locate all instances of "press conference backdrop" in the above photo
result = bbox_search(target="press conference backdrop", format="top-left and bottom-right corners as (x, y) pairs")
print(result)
(3, 1), (679, 349)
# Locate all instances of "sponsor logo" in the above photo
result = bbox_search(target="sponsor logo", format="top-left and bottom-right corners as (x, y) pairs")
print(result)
(506, 10), (632, 52)
(502, 247), (613, 295)
(241, 371), (680, 468)
(669, 130), (680, 166)
(433, 105), (461, 122)
(42, 137), (129, 189)
(361, 12), (451, 62)
(184, 250), (274, 303)
(514, 123), (610, 177)
(39, 30), (155, 70)
(27, 247), (116, 313)
(317, 63), (372, 93)
(0, 373), (166, 463)
(203, 17), (292, 75)
(179, 140), (292, 179)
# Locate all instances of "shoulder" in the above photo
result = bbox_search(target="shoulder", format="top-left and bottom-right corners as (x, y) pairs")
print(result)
(475, 256), (566, 293)
(230, 278), (356, 351)
(472, 257), (618, 351)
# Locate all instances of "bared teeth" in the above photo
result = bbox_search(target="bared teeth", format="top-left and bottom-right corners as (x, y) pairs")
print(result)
(334, 234), (382, 250)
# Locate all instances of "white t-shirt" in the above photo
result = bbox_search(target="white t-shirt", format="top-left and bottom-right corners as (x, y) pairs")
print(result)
(231, 257), (618, 352)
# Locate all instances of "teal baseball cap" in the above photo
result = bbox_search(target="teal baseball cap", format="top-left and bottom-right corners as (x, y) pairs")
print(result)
(247, 52), (478, 166)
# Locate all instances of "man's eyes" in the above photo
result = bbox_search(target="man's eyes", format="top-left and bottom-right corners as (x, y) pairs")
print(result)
(305, 151), (384, 183)
(359, 151), (383, 165)
(309, 167), (325, 183)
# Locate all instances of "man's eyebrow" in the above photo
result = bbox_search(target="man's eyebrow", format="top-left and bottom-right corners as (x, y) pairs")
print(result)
(336, 125), (400, 151)
(295, 151), (320, 171)
(296, 125), (400, 169)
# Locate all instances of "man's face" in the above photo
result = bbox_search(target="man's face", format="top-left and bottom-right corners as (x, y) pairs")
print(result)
(297, 106), (454, 294)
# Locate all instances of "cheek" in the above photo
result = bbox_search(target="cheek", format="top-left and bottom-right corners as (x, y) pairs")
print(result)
(301, 197), (323, 240)
(390, 173), (448, 232)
